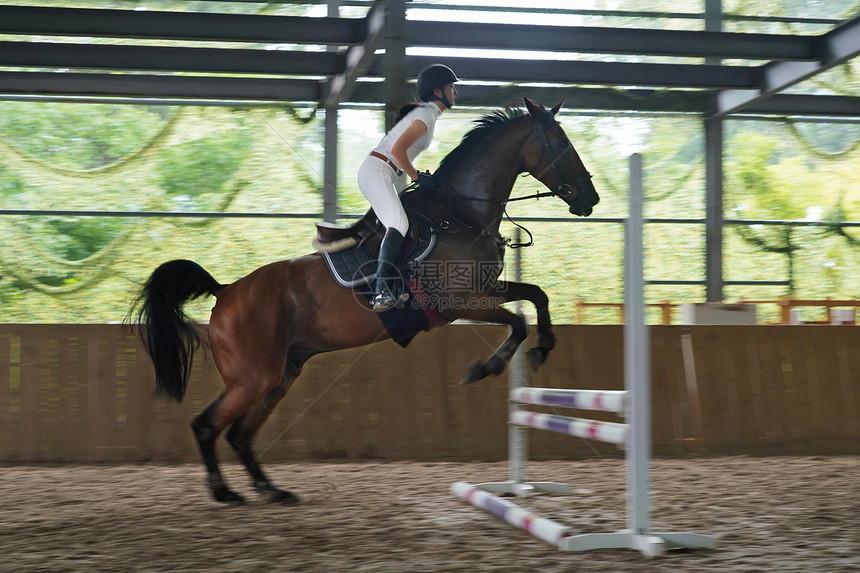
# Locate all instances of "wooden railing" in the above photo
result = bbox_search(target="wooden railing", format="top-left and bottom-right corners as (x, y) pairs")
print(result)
(575, 299), (676, 324)
(770, 296), (858, 325)
(574, 297), (859, 325)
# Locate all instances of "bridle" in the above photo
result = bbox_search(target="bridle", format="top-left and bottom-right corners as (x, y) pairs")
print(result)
(500, 125), (593, 247)
(517, 118), (592, 204)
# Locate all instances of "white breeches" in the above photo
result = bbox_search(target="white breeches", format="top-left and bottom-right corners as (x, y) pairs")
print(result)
(357, 155), (409, 235)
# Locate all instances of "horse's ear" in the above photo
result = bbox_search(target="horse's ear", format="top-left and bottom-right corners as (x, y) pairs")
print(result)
(551, 100), (564, 116)
(524, 97), (546, 119)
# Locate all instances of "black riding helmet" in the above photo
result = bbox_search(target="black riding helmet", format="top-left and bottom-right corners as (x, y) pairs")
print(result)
(416, 64), (459, 108)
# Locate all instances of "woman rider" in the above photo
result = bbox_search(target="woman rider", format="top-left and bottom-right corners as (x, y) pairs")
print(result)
(357, 63), (459, 312)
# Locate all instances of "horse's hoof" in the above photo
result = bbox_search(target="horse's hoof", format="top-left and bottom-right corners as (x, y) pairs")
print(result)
(537, 332), (556, 352)
(217, 494), (246, 506)
(460, 360), (486, 385)
(213, 487), (246, 506)
(526, 347), (549, 372)
(267, 489), (300, 505)
(483, 354), (507, 377)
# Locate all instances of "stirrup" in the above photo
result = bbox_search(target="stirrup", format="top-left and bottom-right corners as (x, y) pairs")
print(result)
(372, 289), (409, 312)
(372, 291), (396, 312)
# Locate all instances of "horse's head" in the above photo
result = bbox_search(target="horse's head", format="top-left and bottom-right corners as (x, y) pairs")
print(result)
(522, 98), (600, 216)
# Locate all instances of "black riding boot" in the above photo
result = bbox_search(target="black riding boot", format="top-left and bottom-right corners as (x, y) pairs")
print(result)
(372, 228), (409, 312)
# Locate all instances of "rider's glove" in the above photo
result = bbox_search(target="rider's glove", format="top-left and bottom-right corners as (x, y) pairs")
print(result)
(414, 171), (438, 191)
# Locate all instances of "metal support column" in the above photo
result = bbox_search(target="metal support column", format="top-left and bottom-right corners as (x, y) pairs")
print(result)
(704, 108), (724, 301)
(323, 106), (338, 223)
(704, 0), (724, 301)
(322, 0), (341, 223)
(384, 0), (409, 130)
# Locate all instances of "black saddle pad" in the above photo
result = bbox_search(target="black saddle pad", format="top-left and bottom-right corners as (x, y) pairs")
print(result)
(322, 211), (438, 289)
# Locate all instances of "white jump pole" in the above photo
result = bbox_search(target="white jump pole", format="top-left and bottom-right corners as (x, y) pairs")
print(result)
(511, 388), (626, 412)
(508, 340), (541, 492)
(509, 229), (528, 486)
(625, 152), (650, 538)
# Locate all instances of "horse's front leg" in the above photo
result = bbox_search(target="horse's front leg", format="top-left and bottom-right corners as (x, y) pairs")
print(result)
(491, 280), (556, 372)
(453, 302), (528, 384)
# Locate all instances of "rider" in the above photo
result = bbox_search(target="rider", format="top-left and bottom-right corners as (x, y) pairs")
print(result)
(358, 63), (459, 312)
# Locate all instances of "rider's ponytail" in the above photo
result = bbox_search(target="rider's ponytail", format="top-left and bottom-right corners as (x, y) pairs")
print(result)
(393, 103), (420, 125)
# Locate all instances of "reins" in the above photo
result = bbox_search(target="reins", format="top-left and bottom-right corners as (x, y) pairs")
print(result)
(443, 186), (561, 204)
(502, 206), (535, 248)
(505, 189), (559, 203)
(417, 183), (541, 249)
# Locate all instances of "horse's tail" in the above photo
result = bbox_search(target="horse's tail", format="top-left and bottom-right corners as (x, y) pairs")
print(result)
(129, 259), (222, 403)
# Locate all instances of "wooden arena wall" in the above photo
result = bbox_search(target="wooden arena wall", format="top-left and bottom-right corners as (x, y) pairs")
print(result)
(0, 324), (858, 462)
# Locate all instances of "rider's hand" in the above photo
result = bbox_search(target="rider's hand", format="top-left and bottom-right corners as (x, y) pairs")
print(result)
(414, 171), (437, 191)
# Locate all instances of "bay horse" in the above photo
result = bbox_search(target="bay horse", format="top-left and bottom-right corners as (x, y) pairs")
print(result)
(130, 98), (599, 505)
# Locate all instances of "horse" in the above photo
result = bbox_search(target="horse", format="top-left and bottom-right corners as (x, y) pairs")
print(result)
(129, 97), (599, 505)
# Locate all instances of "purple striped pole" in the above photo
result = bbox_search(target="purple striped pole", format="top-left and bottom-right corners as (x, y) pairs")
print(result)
(451, 482), (572, 546)
(511, 388), (626, 413)
(510, 410), (628, 445)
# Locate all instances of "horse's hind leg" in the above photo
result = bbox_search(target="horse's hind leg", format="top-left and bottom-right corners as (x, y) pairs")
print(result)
(191, 381), (283, 505)
(226, 365), (300, 505)
(492, 280), (556, 371)
(191, 394), (244, 505)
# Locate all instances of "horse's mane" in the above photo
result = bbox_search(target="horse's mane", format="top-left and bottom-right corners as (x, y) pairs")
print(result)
(435, 107), (527, 179)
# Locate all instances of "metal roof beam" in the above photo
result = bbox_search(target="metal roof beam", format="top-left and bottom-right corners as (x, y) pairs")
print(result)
(2, 73), (858, 118)
(0, 5), (820, 62)
(450, 85), (707, 113)
(0, 41), (344, 76)
(408, 21), (816, 61)
(714, 13), (860, 118)
(0, 71), (322, 102)
(379, 56), (759, 89)
(0, 42), (760, 90)
(0, 5), (364, 45)
(743, 93), (860, 117)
